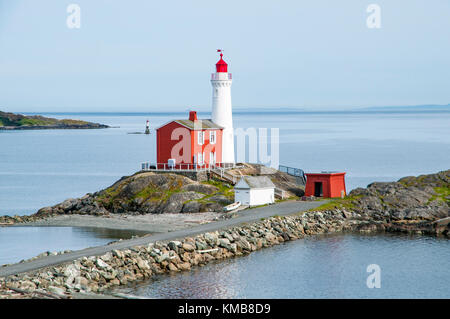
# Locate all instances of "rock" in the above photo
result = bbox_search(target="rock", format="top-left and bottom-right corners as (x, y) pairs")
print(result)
(208, 194), (233, 205)
(63, 264), (80, 285)
(195, 240), (208, 251)
(204, 232), (219, 245)
(219, 238), (231, 249)
(182, 243), (195, 252)
(112, 249), (124, 259)
(181, 201), (203, 213)
(168, 263), (179, 272)
(168, 241), (182, 252)
(162, 192), (204, 213)
(181, 183), (219, 195)
(110, 278), (120, 286)
(74, 276), (89, 290)
(95, 258), (111, 270)
(201, 202), (223, 212)
(48, 286), (66, 296)
(236, 238), (252, 251)
(178, 262), (191, 271)
(19, 280), (36, 291)
(136, 258), (150, 270)
(155, 253), (170, 263)
(100, 252), (113, 262)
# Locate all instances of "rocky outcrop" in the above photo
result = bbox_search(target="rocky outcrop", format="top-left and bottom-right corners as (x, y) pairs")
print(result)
(0, 170), (449, 298)
(0, 111), (108, 130)
(29, 172), (233, 218)
(349, 170), (449, 221)
(2, 204), (447, 299)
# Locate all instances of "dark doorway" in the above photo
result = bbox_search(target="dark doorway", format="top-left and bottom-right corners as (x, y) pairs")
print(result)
(314, 182), (323, 197)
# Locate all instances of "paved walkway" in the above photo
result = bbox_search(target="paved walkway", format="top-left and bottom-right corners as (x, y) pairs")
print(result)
(0, 200), (324, 277)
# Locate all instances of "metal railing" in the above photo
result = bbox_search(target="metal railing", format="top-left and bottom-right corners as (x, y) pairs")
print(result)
(279, 165), (307, 184)
(210, 167), (239, 184)
(141, 162), (239, 172)
(211, 73), (232, 80)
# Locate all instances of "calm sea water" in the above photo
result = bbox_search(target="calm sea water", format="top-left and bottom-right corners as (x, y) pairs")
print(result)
(0, 111), (449, 296)
(1, 109), (449, 216)
(113, 234), (450, 299)
(0, 226), (147, 265)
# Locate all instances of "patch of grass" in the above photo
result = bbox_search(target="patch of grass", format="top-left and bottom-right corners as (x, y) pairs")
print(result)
(202, 179), (234, 200)
(18, 118), (56, 126)
(428, 186), (450, 204)
(248, 203), (269, 209)
(275, 196), (299, 203)
(308, 196), (361, 212)
(60, 119), (90, 125)
(0, 119), (3, 127)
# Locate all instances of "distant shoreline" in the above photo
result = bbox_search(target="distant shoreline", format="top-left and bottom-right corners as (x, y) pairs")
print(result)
(0, 124), (108, 130)
(0, 110), (109, 130)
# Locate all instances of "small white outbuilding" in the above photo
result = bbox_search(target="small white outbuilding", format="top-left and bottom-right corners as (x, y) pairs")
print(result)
(234, 176), (275, 206)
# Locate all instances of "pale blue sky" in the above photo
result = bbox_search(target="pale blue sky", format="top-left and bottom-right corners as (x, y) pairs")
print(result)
(0, 0), (449, 112)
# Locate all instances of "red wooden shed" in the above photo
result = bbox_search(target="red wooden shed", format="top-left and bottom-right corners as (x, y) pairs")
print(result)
(304, 172), (346, 198)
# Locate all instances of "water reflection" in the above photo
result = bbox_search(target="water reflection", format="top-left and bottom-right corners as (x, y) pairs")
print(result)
(0, 226), (148, 265)
(114, 234), (450, 299)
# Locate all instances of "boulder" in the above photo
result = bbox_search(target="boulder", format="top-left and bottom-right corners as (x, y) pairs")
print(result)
(161, 192), (204, 214)
(181, 183), (219, 195)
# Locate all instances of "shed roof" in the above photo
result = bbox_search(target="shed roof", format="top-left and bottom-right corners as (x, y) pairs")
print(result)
(235, 176), (275, 189)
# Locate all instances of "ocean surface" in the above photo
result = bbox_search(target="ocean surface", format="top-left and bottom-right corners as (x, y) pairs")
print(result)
(0, 226), (147, 265)
(1, 109), (449, 216)
(0, 109), (449, 296)
(112, 233), (450, 299)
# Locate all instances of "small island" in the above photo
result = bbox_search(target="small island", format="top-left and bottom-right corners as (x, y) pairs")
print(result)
(0, 111), (108, 130)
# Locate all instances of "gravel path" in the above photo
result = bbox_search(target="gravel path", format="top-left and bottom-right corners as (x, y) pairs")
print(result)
(0, 200), (324, 277)
(15, 212), (224, 233)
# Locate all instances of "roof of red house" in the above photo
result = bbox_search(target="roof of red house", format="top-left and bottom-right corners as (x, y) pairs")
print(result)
(156, 119), (223, 131)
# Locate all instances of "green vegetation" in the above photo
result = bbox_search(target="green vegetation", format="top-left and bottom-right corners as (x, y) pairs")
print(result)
(0, 111), (104, 129)
(308, 195), (361, 212)
(60, 119), (91, 126)
(275, 195), (299, 203)
(202, 179), (234, 200)
(428, 186), (450, 204)
(18, 118), (56, 126)
(248, 203), (269, 210)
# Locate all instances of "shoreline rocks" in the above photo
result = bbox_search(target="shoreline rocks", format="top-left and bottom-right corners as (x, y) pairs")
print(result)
(1, 206), (448, 299)
(0, 169), (448, 299)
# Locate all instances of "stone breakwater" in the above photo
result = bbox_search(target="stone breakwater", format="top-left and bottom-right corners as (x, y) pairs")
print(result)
(1, 207), (448, 299)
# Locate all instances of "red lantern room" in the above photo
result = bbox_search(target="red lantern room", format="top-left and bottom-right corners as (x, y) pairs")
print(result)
(304, 172), (347, 198)
(216, 52), (228, 73)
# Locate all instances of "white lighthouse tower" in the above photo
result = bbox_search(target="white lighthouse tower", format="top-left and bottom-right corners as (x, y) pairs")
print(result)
(211, 50), (235, 164)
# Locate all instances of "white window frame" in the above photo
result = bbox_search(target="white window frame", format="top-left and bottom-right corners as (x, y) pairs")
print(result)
(197, 152), (203, 164)
(198, 131), (204, 145)
(209, 131), (216, 144)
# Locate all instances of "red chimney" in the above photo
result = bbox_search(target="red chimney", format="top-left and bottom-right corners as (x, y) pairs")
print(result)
(189, 111), (198, 121)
